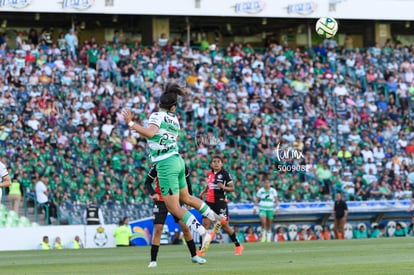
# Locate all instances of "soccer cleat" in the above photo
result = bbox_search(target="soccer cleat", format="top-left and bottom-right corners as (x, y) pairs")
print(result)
(213, 215), (227, 234)
(235, 245), (244, 255)
(196, 250), (205, 257)
(261, 236), (267, 243)
(200, 231), (214, 253)
(148, 261), (157, 268)
(191, 255), (207, 264)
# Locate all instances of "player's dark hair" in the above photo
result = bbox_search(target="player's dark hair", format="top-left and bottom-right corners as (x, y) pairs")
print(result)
(119, 216), (128, 226)
(159, 83), (186, 109)
(211, 155), (223, 162)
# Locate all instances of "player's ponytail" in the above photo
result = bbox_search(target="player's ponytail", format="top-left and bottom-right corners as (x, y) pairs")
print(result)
(159, 82), (186, 110)
(164, 82), (186, 96)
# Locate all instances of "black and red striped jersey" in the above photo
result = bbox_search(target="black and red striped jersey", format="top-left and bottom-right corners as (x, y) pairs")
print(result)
(206, 169), (233, 203)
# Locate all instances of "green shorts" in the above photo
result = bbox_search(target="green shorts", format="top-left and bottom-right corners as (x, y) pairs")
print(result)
(259, 209), (275, 220)
(156, 154), (186, 196)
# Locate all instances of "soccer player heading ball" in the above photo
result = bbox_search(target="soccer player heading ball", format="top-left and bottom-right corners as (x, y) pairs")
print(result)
(123, 83), (226, 266)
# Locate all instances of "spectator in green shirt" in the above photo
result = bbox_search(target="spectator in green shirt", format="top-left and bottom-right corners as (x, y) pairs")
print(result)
(354, 224), (368, 239)
(394, 223), (407, 237)
(369, 224), (382, 238)
(317, 163), (333, 199)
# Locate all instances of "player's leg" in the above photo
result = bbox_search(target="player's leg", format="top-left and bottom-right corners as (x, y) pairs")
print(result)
(180, 188), (222, 223)
(177, 219), (206, 264)
(202, 216), (212, 231)
(148, 202), (168, 268)
(157, 156), (212, 253)
(266, 211), (275, 242)
(198, 215), (211, 252)
(259, 209), (268, 242)
(219, 202), (243, 255)
(197, 202), (215, 255)
(177, 156), (223, 226)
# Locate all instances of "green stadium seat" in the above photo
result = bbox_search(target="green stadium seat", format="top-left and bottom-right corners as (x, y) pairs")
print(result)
(18, 216), (32, 228)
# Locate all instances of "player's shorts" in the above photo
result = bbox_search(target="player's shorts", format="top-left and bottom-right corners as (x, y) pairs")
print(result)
(206, 200), (229, 220)
(156, 154), (186, 196)
(153, 201), (180, 224)
(259, 209), (275, 220)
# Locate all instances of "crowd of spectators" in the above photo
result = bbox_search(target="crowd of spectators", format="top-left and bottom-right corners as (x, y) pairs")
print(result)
(1, 28), (414, 219)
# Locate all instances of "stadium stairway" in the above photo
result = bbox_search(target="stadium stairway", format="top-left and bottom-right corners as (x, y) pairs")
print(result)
(1, 197), (46, 227)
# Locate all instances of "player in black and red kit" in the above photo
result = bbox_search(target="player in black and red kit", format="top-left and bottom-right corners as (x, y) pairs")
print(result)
(145, 164), (206, 268)
(198, 155), (243, 256)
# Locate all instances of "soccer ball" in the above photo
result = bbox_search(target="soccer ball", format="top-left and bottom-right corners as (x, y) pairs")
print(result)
(315, 17), (338, 39)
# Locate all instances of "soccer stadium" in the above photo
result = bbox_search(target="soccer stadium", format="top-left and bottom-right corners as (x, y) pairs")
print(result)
(0, 0), (414, 273)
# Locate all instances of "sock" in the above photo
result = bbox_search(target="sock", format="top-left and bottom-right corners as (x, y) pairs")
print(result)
(262, 230), (267, 239)
(183, 211), (207, 236)
(230, 232), (241, 247)
(150, 245), (159, 262)
(199, 202), (217, 222)
(267, 232), (272, 241)
(199, 235), (203, 250)
(186, 239), (197, 257)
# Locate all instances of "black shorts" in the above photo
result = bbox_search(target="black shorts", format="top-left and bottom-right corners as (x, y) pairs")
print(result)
(152, 201), (180, 224)
(206, 200), (228, 219)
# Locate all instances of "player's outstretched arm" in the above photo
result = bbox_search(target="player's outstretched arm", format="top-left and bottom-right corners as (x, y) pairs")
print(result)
(122, 109), (159, 138)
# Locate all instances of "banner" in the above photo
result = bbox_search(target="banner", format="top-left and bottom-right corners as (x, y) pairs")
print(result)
(0, 0), (413, 20)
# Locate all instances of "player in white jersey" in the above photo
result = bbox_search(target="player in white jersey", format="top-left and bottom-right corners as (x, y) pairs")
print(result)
(0, 160), (12, 201)
(253, 178), (279, 242)
(122, 83), (224, 267)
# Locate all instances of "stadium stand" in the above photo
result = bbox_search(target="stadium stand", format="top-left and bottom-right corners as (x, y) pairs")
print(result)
(0, 29), (414, 226)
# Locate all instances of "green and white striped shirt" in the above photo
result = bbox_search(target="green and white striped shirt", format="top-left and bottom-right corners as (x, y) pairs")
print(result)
(256, 187), (278, 211)
(147, 111), (180, 162)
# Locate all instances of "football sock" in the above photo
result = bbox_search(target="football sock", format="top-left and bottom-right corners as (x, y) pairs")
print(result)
(199, 202), (217, 222)
(186, 239), (197, 257)
(267, 232), (272, 241)
(150, 244), (159, 262)
(183, 211), (207, 236)
(230, 232), (241, 247)
(199, 235), (203, 250)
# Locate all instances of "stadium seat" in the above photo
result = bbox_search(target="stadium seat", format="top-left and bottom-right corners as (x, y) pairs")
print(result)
(18, 216), (32, 227)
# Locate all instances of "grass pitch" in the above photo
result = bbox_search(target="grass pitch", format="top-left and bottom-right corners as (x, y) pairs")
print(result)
(0, 238), (413, 274)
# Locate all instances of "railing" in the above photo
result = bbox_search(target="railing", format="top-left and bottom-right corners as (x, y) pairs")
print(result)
(23, 193), (51, 226)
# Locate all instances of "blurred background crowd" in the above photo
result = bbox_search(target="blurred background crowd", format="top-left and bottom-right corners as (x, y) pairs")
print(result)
(1, 28), (414, 224)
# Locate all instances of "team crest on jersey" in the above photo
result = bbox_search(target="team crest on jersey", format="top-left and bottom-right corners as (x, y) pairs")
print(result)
(217, 174), (222, 179)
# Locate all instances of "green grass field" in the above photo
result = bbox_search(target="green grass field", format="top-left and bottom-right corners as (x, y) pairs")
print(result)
(0, 238), (413, 274)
